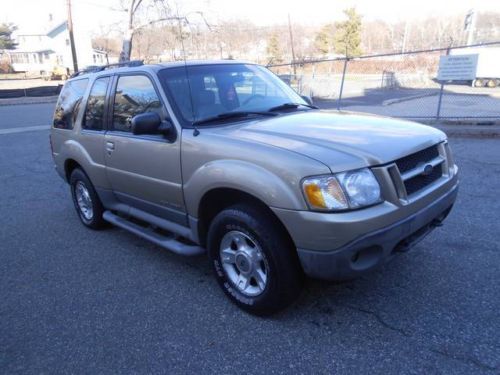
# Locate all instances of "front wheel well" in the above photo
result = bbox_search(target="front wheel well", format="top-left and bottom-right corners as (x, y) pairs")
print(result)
(64, 159), (82, 182)
(197, 188), (295, 249)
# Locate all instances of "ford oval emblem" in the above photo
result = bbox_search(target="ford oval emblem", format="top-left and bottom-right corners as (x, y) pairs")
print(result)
(422, 164), (434, 176)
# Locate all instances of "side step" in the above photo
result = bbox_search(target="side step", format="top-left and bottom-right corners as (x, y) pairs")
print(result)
(103, 211), (205, 256)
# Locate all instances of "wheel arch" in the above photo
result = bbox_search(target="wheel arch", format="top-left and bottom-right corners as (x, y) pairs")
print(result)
(64, 158), (83, 181)
(195, 187), (295, 248)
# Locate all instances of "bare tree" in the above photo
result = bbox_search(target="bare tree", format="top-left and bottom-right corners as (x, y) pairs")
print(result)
(119, 0), (173, 62)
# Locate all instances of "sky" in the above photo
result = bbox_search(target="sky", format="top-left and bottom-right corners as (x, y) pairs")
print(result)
(2, 0), (500, 35)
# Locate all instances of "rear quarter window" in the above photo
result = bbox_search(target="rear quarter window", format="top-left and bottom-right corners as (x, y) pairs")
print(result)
(53, 78), (89, 130)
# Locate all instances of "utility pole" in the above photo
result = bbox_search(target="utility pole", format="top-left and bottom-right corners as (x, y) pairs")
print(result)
(66, 0), (78, 72)
(401, 21), (410, 53)
(287, 13), (297, 75)
(464, 9), (476, 46)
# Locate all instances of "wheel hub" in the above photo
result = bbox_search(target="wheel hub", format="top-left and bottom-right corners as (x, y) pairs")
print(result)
(235, 252), (252, 274)
(219, 230), (269, 297)
(75, 181), (93, 220)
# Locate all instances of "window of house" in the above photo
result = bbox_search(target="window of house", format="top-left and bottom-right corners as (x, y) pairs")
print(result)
(83, 77), (109, 131)
(112, 75), (162, 133)
(53, 79), (89, 130)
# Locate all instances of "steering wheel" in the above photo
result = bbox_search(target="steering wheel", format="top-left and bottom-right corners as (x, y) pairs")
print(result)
(242, 94), (266, 106)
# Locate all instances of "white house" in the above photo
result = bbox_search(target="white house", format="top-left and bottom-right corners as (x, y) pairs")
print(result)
(8, 21), (107, 75)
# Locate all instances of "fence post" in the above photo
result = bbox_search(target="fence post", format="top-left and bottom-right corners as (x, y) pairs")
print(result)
(436, 47), (451, 121)
(311, 63), (316, 98)
(337, 57), (349, 110)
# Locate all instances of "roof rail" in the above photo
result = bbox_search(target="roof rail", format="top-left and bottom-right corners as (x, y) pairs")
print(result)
(71, 60), (144, 78)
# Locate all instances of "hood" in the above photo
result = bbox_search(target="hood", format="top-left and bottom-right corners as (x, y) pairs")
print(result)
(211, 111), (446, 172)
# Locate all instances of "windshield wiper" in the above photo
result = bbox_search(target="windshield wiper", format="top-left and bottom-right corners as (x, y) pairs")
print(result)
(192, 111), (277, 126)
(268, 102), (319, 112)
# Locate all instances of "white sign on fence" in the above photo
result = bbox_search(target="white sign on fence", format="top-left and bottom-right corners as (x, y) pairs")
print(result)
(437, 54), (478, 81)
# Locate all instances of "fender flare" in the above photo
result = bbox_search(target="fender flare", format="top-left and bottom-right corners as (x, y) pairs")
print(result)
(183, 159), (306, 217)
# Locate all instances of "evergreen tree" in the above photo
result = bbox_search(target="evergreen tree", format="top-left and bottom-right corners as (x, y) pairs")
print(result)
(266, 33), (282, 63)
(0, 24), (17, 50)
(334, 8), (362, 57)
(314, 25), (332, 56)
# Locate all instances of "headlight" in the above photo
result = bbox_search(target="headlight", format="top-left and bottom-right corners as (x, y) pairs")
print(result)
(302, 168), (382, 211)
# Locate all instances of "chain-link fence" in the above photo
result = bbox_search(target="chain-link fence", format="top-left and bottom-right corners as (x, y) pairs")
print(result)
(269, 41), (500, 123)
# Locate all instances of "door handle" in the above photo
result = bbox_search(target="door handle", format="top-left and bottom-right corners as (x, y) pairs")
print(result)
(106, 141), (115, 154)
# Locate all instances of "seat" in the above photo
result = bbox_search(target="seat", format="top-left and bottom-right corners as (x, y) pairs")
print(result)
(194, 90), (223, 119)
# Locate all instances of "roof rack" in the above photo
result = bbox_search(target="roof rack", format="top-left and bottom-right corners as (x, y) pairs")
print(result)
(71, 60), (144, 78)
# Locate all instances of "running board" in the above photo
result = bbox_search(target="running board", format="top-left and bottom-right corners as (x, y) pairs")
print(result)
(103, 211), (205, 256)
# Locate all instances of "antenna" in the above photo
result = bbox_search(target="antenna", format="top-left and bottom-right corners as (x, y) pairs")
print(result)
(176, 13), (199, 136)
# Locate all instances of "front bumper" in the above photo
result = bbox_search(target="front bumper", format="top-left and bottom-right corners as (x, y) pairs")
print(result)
(275, 183), (458, 280)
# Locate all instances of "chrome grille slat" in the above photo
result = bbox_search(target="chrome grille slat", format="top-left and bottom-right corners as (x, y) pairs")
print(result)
(393, 144), (444, 197)
(395, 145), (440, 174)
(400, 156), (445, 181)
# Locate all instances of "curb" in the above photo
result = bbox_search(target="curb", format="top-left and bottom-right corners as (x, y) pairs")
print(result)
(0, 96), (58, 106)
(433, 124), (500, 138)
(382, 92), (438, 106)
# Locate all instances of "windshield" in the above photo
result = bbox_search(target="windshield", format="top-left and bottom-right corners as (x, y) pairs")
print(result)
(158, 63), (308, 127)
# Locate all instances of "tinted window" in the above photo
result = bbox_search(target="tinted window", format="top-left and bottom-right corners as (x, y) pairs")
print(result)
(112, 75), (162, 132)
(83, 77), (109, 131)
(53, 79), (89, 129)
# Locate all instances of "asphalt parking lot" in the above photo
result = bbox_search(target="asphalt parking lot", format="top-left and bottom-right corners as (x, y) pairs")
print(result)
(0, 103), (499, 374)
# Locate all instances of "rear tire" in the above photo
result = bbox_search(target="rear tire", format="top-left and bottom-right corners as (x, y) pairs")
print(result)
(207, 203), (303, 316)
(69, 168), (107, 230)
(486, 79), (497, 88)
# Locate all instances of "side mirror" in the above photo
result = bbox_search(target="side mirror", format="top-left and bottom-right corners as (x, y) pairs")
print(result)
(301, 95), (313, 106)
(131, 112), (173, 136)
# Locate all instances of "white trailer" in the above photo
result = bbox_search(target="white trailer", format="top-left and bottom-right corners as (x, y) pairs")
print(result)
(449, 47), (500, 88)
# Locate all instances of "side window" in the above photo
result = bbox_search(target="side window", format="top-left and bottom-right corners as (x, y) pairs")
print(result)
(83, 77), (109, 131)
(112, 75), (162, 132)
(53, 78), (89, 129)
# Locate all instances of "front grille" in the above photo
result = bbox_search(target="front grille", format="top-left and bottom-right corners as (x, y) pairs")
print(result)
(394, 144), (443, 196)
(395, 145), (440, 174)
(404, 166), (442, 195)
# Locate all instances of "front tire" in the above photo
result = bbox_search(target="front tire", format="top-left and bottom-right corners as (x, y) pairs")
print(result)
(207, 204), (303, 316)
(69, 168), (107, 229)
(473, 79), (484, 87)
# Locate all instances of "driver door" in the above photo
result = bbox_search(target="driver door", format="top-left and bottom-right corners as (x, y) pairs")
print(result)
(104, 73), (186, 225)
